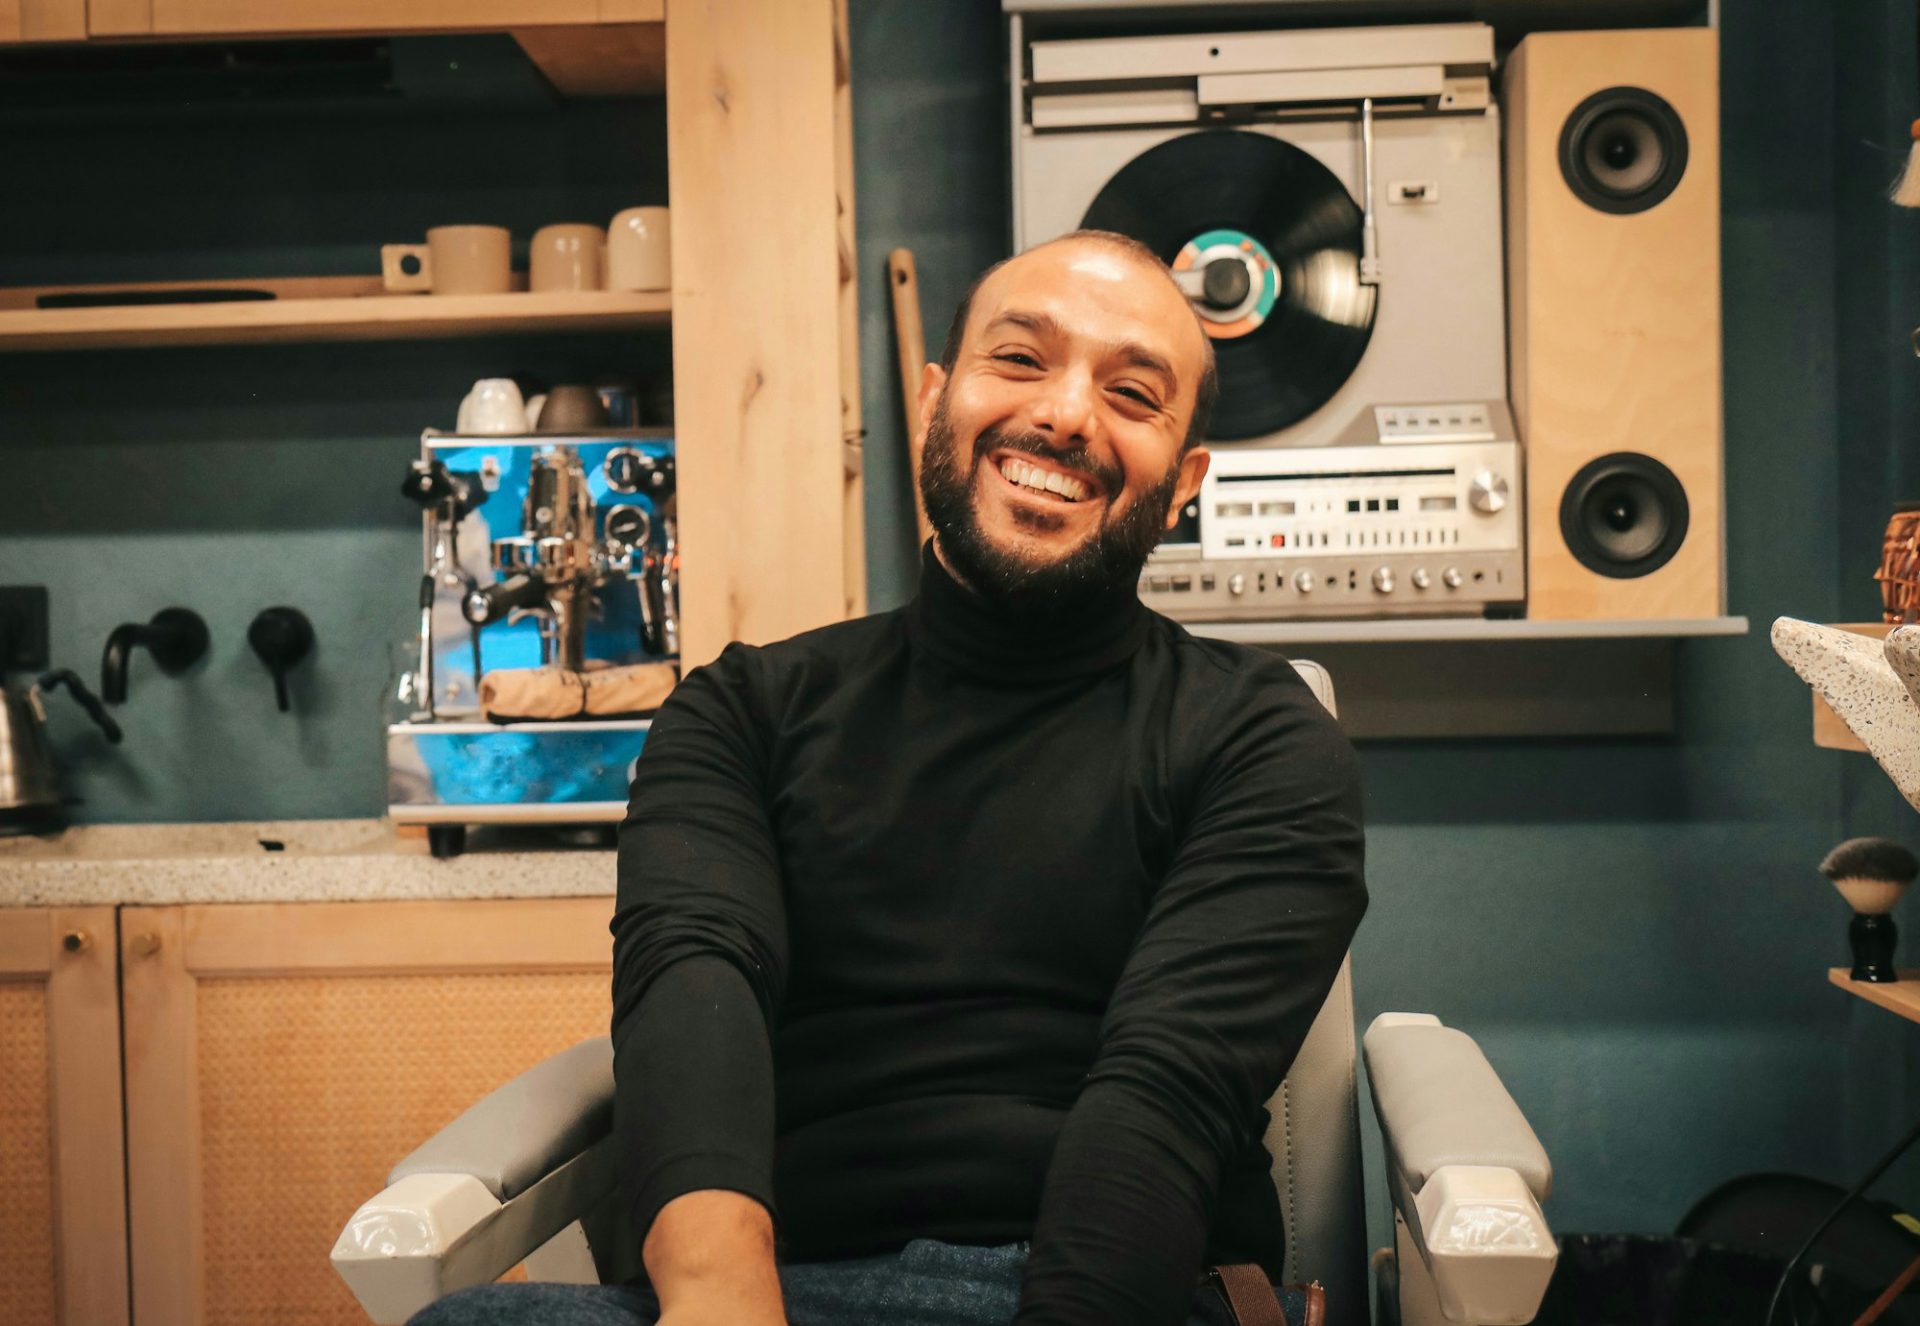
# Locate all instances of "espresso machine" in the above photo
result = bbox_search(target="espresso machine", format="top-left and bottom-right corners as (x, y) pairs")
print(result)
(386, 429), (678, 855)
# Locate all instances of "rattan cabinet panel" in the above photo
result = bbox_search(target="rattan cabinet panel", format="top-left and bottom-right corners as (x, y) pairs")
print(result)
(122, 898), (615, 1326)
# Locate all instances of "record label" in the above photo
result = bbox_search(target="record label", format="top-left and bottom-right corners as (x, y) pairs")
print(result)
(1081, 130), (1378, 441)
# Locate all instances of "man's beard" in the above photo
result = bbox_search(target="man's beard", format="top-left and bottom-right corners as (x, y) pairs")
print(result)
(918, 390), (1181, 612)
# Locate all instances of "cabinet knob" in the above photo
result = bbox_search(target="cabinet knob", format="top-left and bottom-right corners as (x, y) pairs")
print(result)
(131, 931), (163, 958)
(61, 930), (90, 955)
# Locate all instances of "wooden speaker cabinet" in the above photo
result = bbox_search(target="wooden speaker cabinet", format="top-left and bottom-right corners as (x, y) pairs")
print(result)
(1503, 28), (1723, 620)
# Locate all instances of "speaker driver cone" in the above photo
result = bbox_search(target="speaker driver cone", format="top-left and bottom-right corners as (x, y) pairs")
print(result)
(1559, 453), (1690, 578)
(1558, 86), (1689, 214)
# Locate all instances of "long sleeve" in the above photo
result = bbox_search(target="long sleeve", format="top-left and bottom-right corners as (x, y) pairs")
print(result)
(611, 646), (790, 1242)
(1013, 674), (1369, 1326)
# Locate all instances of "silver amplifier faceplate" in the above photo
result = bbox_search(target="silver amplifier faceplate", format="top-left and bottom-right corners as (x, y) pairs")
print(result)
(1142, 414), (1524, 621)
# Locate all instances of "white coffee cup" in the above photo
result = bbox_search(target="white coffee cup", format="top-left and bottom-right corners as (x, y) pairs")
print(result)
(462, 378), (526, 435)
(524, 393), (548, 431)
(530, 223), (606, 293)
(607, 207), (671, 292)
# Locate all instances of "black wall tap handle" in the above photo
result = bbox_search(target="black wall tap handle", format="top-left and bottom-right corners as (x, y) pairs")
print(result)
(247, 607), (315, 714)
(100, 607), (210, 705)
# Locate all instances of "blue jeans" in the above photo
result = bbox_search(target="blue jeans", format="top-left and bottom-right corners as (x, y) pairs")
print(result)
(408, 1238), (1298, 1325)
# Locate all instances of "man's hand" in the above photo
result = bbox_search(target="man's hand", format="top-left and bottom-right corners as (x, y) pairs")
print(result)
(644, 1189), (787, 1326)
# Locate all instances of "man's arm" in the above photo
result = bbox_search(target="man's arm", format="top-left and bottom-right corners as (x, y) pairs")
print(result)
(612, 647), (789, 1320)
(1015, 670), (1369, 1326)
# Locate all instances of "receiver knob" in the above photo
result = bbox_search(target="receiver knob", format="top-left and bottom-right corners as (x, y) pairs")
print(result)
(1411, 567), (1432, 591)
(1227, 573), (1246, 596)
(1468, 469), (1510, 514)
(1442, 566), (1464, 589)
(1371, 566), (1395, 594)
(1293, 570), (1315, 594)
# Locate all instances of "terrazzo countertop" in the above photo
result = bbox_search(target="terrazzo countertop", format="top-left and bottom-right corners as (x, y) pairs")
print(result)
(0, 819), (616, 907)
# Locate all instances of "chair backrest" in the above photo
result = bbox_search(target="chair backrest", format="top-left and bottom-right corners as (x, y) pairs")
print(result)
(1264, 659), (1366, 1323)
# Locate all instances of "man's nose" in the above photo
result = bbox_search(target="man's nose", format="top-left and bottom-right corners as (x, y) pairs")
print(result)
(1028, 369), (1099, 448)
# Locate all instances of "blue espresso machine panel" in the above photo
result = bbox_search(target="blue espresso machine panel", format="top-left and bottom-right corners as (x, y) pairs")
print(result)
(387, 430), (675, 847)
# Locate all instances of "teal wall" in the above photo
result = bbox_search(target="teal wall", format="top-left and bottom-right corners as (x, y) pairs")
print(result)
(6, 0), (1919, 1273)
(847, 0), (1920, 1250)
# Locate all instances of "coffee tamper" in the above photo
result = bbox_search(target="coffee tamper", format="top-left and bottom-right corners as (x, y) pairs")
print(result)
(248, 607), (314, 713)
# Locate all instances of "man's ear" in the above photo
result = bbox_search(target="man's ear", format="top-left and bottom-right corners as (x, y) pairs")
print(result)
(914, 362), (946, 443)
(1166, 446), (1210, 529)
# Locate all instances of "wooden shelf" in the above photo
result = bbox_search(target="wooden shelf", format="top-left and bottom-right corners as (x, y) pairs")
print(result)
(1830, 967), (1920, 1025)
(0, 276), (669, 351)
(1186, 615), (1751, 646)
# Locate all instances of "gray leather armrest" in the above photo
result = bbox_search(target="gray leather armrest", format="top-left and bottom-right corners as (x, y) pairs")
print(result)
(389, 1036), (615, 1201)
(1364, 1016), (1550, 1201)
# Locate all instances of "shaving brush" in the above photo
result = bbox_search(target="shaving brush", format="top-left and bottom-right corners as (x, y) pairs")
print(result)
(1821, 838), (1920, 982)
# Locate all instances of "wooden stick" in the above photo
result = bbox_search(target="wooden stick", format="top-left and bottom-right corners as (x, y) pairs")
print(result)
(1854, 1248), (1920, 1325)
(887, 248), (932, 547)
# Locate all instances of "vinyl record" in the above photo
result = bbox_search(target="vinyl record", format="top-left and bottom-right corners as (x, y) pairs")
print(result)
(1080, 130), (1377, 441)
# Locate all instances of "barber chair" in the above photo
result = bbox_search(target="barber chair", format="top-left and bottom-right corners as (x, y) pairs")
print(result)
(332, 661), (1557, 1326)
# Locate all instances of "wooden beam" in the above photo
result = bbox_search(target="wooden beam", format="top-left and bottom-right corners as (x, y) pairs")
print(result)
(668, 0), (857, 663)
(513, 21), (665, 97)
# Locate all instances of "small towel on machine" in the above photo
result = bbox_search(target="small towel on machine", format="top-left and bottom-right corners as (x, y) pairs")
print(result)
(479, 663), (677, 722)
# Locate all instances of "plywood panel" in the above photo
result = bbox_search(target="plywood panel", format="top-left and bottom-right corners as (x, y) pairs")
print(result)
(123, 907), (204, 1326)
(180, 896), (614, 975)
(1505, 29), (1723, 621)
(47, 907), (131, 1326)
(0, 907), (128, 1326)
(668, 0), (856, 664)
(2, 0), (86, 40)
(87, 0), (152, 36)
(144, 0), (599, 36)
(512, 21), (665, 97)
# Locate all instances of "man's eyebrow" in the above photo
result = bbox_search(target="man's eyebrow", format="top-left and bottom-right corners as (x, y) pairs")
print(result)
(980, 309), (1182, 397)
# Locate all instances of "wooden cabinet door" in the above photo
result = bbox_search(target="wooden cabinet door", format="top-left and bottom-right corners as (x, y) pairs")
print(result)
(121, 897), (615, 1326)
(0, 906), (130, 1326)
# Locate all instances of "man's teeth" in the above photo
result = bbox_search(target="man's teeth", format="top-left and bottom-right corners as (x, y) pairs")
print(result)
(997, 457), (1089, 502)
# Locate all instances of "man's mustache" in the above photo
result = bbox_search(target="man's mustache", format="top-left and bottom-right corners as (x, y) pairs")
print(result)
(969, 423), (1124, 500)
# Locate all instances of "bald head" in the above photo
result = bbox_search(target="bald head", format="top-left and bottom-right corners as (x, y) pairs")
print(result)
(938, 231), (1219, 451)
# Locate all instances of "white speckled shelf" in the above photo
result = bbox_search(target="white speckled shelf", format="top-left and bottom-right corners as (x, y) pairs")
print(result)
(0, 819), (614, 908)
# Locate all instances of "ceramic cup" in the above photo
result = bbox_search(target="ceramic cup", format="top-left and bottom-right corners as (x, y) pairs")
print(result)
(460, 378), (527, 435)
(529, 223), (606, 293)
(382, 225), (513, 295)
(524, 393), (548, 431)
(537, 384), (612, 433)
(607, 207), (670, 292)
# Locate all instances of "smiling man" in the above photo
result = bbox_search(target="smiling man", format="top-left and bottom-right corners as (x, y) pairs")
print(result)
(414, 232), (1367, 1326)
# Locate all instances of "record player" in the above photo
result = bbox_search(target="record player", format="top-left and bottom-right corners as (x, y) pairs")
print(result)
(1011, 17), (1524, 619)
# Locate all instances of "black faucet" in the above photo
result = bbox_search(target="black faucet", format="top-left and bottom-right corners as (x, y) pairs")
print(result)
(101, 608), (210, 705)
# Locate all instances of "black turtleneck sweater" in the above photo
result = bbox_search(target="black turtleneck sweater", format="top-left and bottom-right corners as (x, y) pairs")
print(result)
(611, 551), (1367, 1326)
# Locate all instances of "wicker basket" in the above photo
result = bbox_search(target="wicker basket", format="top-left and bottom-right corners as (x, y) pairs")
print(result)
(1877, 504), (1920, 624)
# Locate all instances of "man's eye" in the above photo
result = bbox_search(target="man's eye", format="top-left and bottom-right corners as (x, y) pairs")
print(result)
(1115, 387), (1158, 408)
(994, 352), (1040, 368)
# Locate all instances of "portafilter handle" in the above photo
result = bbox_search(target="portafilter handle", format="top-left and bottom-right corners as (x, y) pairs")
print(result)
(462, 574), (548, 628)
